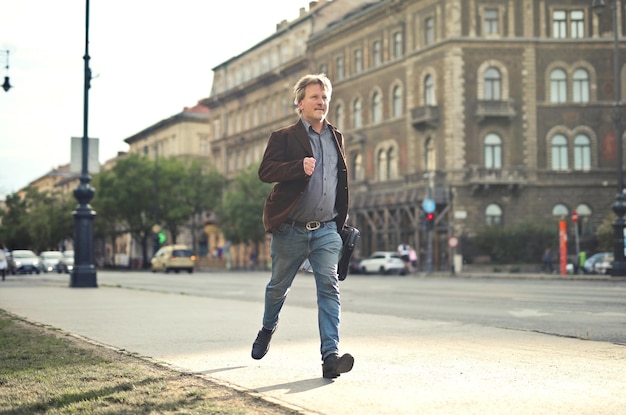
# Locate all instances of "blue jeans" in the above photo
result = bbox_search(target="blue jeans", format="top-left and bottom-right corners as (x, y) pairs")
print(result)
(262, 221), (343, 360)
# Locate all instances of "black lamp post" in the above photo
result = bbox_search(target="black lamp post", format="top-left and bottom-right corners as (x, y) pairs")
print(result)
(70, 0), (97, 287)
(2, 50), (11, 92)
(593, 0), (626, 276)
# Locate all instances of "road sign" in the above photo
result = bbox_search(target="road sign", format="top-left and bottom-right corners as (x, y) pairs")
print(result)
(448, 237), (459, 248)
(422, 198), (435, 213)
(572, 210), (578, 223)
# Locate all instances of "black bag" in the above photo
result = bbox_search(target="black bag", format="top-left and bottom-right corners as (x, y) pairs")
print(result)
(338, 225), (360, 281)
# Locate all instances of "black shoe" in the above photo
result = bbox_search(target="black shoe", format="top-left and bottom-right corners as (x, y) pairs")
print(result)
(322, 353), (354, 379)
(251, 327), (275, 360)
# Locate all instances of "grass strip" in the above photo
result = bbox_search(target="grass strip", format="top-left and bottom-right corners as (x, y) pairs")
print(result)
(0, 309), (296, 415)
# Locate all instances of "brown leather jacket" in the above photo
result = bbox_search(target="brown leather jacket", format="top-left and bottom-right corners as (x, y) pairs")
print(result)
(258, 119), (349, 233)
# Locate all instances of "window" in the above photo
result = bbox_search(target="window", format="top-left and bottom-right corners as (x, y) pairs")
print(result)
(425, 17), (435, 45)
(552, 9), (585, 38)
(392, 85), (403, 117)
(335, 104), (345, 131)
(484, 133), (502, 169)
(377, 149), (388, 181)
(551, 134), (569, 170)
(574, 134), (591, 170)
(373, 40), (382, 66)
(575, 204), (592, 235)
(552, 204), (569, 217)
(354, 49), (363, 73)
(553, 10), (567, 39)
(393, 32), (403, 58)
(571, 10), (584, 38)
(352, 152), (364, 181)
(425, 137), (435, 171)
(336, 56), (345, 80)
(372, 91), (382, 123)
(320, 63), (328, 74)
(353, 98), (362, 128)
(483, 9), (499, 35)
(572, 68), (589, 103)
(484, 67), (502, 100)
(424, 74), (435, 105)
(486, 204), (503, 226)
(550, 69), (567, 103)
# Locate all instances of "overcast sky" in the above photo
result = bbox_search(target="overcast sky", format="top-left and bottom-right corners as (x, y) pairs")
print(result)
(0, 0), (310, 199)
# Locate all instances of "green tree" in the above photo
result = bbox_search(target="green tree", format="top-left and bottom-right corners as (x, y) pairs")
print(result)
(157, 157), (193, 244)
(0, 192), (32, 250)
(26, 189), (74, 252)
(218, 163), (272, 249)
(178, 159), (224, 255)
(596, 212), (615, 252)
(473, 221), (556, 264)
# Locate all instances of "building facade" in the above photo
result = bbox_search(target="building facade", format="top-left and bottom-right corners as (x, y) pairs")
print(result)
(203, 0), (624, 269)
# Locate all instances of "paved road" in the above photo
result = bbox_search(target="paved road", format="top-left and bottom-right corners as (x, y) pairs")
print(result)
(1, 271), (625, 414)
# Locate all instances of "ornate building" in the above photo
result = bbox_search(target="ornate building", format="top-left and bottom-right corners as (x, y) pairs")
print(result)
(202, 0), (624, 269)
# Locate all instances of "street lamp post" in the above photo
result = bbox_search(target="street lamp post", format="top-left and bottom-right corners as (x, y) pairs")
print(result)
(70, 0), (97, 287)
(593, 0), (626, 276)
(2, 50), (11, 92)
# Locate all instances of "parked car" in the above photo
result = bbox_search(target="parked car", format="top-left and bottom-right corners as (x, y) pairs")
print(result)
(594, 255), (614, 275)
(8, 250), (41, 274)
(358, 251), (407, 275)
(57, 250), (75, 273)
(583, 252), (612, 274)
(151, 245), (196, 273)
(40, 251), (64, 273)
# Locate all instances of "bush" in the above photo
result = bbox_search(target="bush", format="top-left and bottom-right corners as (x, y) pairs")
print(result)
(472, 222), (556, 264)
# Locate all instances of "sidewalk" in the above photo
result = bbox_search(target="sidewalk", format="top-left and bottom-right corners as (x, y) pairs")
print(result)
(1, 273), (625, 415)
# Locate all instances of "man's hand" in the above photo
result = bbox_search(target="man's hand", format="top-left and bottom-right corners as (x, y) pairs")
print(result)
(303, 157), (316, 176)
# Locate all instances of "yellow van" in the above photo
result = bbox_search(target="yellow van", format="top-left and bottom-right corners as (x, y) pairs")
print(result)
(150, 245), (196, 274)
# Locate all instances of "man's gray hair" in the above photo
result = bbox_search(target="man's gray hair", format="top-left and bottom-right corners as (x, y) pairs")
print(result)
(293, 73), (332, 115)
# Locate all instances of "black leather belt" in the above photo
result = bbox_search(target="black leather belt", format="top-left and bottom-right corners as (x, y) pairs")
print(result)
(288, 219), (332, 231)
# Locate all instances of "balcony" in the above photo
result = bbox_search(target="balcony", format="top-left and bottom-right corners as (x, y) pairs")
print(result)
(465, 166), (527, 193)
(411, 106), (439, 129)
(475, 99), (516, 122)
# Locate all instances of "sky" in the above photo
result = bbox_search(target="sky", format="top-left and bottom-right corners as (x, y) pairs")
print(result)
(0, 0), (311, 199)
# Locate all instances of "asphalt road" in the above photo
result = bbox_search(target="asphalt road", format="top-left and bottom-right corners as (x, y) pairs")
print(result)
(92, 270), (626, 345)
(1, 270), (625, 414)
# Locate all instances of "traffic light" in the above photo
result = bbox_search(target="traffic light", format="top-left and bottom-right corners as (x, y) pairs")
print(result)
(426, 212), (435, 231)
(158, 232), (166, 244)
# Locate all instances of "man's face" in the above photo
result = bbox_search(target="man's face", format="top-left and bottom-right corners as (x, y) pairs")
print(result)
(298, 82), (330, 124)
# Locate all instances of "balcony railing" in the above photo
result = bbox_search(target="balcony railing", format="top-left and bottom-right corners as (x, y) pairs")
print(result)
(411, 106), (439, 128)
(475, 99), (516, 121)
(465, 165), (527, 192)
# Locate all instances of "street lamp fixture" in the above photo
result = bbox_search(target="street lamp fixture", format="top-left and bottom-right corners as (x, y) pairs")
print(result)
(592, 0), (626, 276)
(2, 50), (11, 92)
(70, 0), (97, 287)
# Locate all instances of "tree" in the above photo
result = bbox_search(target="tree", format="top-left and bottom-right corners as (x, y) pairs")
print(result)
(0, 192), (32, 250)
(218, 163), (272, 248)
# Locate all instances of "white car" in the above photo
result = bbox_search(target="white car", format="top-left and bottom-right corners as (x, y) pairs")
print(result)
(40, 251), (64, 273)
(358, 251), (407, 275)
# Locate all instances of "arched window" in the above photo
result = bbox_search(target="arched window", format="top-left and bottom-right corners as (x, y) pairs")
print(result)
(377, 148), (388, 181)
(372, 91), (382, 123)
(424, 75), (435, 105)
(572, 68), (590, 103)
(573, 134), (591, 170)
(354, 49), (363, 73)
(484, 133), (502, 169)
(425, 137), (435, 171)
(551, 134), (569, 170)
(352, 152), (364, 181)
(392, 85), (403, 117)
(552, 204), (569, 218)
(484, 67), (501, 100)
(550, 69), (567, 103)
(353, 98), (362, 128)
(335, 104), (345, 131)
(388, 147), (398, 179)
(486, 204), (503, 226)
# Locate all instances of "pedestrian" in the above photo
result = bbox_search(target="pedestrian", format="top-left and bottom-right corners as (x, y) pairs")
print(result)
(0, 243), (8, 281)
(409, 247), (418, 273)
(541, 248), (554, 273)
(252, 73), (353, 379)
(397, 243), (411, 271)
